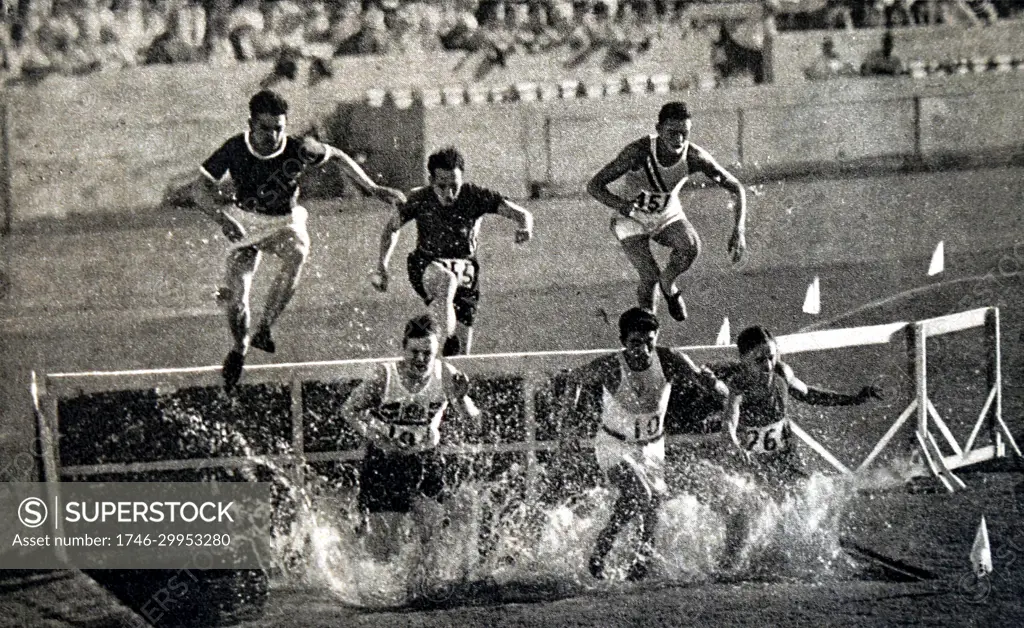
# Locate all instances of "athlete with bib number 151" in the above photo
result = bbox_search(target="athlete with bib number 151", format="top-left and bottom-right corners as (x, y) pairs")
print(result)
(587, 101), (747, 322)
(372, 147), (534, 357)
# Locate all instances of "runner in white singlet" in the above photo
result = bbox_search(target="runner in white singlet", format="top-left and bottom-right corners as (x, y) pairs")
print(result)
(559, 308), (728, 582)
(588, 101), (748, 322)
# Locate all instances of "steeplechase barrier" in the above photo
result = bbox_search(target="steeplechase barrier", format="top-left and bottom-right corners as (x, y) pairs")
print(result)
(31, 307), (1019, 515)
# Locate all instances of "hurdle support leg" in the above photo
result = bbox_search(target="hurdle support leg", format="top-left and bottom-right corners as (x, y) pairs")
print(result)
(289, 378), (306, 489)
(522, 373), (541, 504)
(986, 308), (1021, 458)
(31, 372), (69, 564)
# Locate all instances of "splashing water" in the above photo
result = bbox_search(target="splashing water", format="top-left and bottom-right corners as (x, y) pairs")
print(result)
(94, 386), (884, 611)
(253, 462), (865, 609)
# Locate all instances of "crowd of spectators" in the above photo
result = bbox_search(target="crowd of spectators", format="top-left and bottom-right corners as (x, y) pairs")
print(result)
(0, 0), (1019, 80)
(770, 0), (1021, 31)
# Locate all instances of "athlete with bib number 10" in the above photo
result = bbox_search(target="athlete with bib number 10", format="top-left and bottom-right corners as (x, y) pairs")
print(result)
(557, 308), (730, 582)
(587, 101), (747, 322)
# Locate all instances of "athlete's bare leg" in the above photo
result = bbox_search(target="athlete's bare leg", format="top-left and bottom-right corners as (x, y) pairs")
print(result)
(422, 262), (460, 349)
(410, 497), (446, 587)
(651, 220), (701, 321)
(590, 464), (653, 579)
(652, 219), (701, 295)
(454, 323), (473, 356)
(254, 229), (310, 347)
(364, 511), (409, 562)
(618, 234), (661, 312)
(224, 246), (261, 353)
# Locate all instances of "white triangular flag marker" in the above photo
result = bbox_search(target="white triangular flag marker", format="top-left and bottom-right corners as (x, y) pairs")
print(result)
(715, 317), (731, 346)
(971, 516), (993, 577)
(802, 277), (821, 315)
(928, 241), (945, 276)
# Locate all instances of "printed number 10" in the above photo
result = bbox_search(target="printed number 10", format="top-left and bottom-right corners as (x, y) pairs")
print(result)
(635, 416), (661, 440)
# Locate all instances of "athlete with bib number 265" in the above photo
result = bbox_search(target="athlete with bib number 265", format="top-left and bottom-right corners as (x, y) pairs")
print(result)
(372, 147), (534, 357)
(587, 101), (747, 322)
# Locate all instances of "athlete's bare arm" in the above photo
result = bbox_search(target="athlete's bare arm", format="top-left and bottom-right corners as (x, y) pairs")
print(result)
(726, 391), (748, 456)
(666, 349), (730, 401)
(371, 210), (413, 292)
(556, 356), (618, 446)
(689, 144), (747, 262)
(587, 141), (646, 216)
(778, 362), (882, 406)
(339, 365), (390, 442)
(168, 173), (244, 242)
(321, 143), (406, 206)
(495, 199), (534, 243)
(442, 363), (482, 422)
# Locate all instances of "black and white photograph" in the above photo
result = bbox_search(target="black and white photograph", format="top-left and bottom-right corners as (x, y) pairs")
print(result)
(1, 0), (1023, 624)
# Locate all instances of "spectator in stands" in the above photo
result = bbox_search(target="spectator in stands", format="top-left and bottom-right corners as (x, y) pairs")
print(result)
(227, 0), (263, 60)
(940, 0), (998, 24)
(863, 0), (915, 27)
(546, 0), (576, 47)
(524, 1), (564, 53)
(305, 1), (333, 46)
(352, 0), (397, 55)
(268, 0), (305, 55)
(416, 0), (446, 51)
(112, 0), (148, 64)
(620, 0), (663, 50)
(715, 20), (764, 86)
(15, 11), (53, 78)
(437, 0), (482, 52)
(145, 2), (205, 64)
(0, 6), (14, 75)
(250, 1), (284, 59)
(329, 0), (364, 53)
(861, 30), (904, 76)
(765, 0), (853, 30)
(477, 0), (517, 66)
(804, 36), (855, 80)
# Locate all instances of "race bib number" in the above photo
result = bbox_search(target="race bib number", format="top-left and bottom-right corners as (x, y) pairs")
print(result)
(436, 259), (475, 288)
(388, 424), (430, 449)
(377, 401), (444, 449)
(742, 420), (791, 455)
(634, 192), (670, 215)
(633, 414), (664, 441)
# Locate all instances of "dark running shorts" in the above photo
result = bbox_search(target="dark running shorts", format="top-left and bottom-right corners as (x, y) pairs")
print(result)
(407, 250), (480, 327)
(358, 443), (446, 514)
(746, 449), (809, 499)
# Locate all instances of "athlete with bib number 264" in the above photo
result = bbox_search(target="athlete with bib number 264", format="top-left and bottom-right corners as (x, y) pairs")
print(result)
(587, 101), (747, 322)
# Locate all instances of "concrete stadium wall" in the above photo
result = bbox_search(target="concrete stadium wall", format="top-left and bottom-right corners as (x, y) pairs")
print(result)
(3, 30), (714, 225)
(347, 71), (1024, 198)
(769, 21), (1024, 85)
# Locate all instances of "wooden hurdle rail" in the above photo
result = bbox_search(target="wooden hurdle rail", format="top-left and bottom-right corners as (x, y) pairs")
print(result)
(30, 307), (1017, 498)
